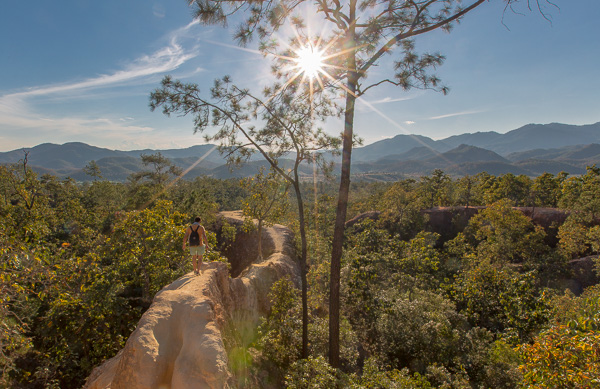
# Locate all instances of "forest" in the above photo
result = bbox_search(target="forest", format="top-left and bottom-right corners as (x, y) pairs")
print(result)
(1, 151), (600, 388)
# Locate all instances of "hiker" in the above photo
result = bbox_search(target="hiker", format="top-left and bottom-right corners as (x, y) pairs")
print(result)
(183, 217), (208, 275)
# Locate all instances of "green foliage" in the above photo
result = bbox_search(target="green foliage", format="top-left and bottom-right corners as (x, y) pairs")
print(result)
(482, 174), (532, 206)
(343, 224), (444, 348)
(34, 251), (140, 387)
(130, 152), (182, 186)
(531, 172), (565, 208)
(241, 166), (289, 259)
(167, 177), (229, 219)
(451, 261), (552, 341)
(374, 289), (468, 373)
(351, 358), (432, 389)
(4, 156), (600, 388)
(241, 167), (288, 225)
(465, 199), (549, 264)
(0, 159), (229, 387)
(560, 165), (600, 218)
(519, 285), (600, 388)
(557, 213), (600, 259)
(454, 175), (478, 207)
(285, 356), (348, 389)
(419, 169), (452, 208)
(254, 277), (302, 385)
(378, 180), (426, 238)
(103, 200), (188, 300)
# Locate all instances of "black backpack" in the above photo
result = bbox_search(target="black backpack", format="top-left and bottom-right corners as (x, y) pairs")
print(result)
(189, 225), (201, 246)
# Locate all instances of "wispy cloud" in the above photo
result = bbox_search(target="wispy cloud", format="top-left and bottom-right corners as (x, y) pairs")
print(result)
(429, 110), (483, 120)
(369, 95), (417, 104)
(5, 30), (197, 101)
(0, 22), (201, 151)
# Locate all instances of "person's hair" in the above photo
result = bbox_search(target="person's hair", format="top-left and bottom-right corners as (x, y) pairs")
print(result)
(194, 217), (201, 223)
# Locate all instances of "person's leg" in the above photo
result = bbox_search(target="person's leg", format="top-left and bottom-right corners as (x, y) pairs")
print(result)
(192, 254), (199, 274)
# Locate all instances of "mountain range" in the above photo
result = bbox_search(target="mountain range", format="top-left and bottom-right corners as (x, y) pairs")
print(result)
(1, 122), (599, 181)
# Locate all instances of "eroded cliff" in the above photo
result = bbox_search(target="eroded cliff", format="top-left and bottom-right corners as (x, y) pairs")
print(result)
(84, 211), (299, 389)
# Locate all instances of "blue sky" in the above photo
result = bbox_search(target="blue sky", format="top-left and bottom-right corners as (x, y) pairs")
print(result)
(1, 0), (599, 152)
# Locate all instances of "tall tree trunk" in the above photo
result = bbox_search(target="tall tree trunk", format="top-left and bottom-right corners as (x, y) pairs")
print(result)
(329, 1), (358, 368)
(293, 180), (309, 359)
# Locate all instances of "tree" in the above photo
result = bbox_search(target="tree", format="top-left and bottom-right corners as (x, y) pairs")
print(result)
(185, 0), (555, 367)
(419, 169), (451, 208)
(379, 179), (424, 238)
(452, 260), (551, 341)
(83, 160), (103, 180)
(150, 75), (340, 358)
(466, 199), (549, 264)
(483, 173), (532, 206)
(531, 172), (565, 208)
(241, 166), (289, 259)
(131, 152), (183, 187)
(560, 165), (600, 218)
(103, 200), (188, 301)
(518, 285), (600, 387)
(126, 152), (183, 210)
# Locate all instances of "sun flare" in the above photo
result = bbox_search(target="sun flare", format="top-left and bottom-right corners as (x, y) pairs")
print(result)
(294, 45), (325, 79)
(266, 31), (358, 105)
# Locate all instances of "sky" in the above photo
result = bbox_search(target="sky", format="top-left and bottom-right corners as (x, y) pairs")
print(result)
(1, 0), (599, 152)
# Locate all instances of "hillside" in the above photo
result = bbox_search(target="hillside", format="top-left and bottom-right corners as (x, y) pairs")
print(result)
(2, 122), (600, 180)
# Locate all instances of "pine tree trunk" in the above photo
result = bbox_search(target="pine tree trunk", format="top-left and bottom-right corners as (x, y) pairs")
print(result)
(293, 181), (309, 359)
(329, 3), (358, 367)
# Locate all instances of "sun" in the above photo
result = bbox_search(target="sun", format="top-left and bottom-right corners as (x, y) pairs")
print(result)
(266, 32), (357, 104)
(294, 45), (326, 80)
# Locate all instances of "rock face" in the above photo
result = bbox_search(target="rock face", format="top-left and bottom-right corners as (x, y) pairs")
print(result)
(422, 206), (569, 245)
(346, 207), (569, 245)
(84, 211), (299, 389)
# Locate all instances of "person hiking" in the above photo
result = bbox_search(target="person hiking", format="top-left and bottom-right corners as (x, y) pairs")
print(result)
(183, 217), (208, 275)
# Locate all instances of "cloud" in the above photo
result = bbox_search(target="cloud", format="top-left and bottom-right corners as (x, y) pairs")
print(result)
(429, 110), (483, 120)
(153, 4), (166, 18)
(0, 22), (201, 151)
(369, 96), (416, 104)
(5, 41), (196, 101)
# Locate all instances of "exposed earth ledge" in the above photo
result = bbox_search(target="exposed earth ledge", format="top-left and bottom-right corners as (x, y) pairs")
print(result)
(84, 211), (300, 389)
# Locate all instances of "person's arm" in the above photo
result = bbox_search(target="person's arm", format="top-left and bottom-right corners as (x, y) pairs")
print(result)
(202, 227), (208, 248)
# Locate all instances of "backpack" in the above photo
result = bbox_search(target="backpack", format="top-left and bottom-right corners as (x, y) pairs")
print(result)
(189, 225), (201, 246)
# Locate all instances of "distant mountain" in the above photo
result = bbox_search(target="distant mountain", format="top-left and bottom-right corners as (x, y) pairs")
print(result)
(437, 131), (503, 150)
(558, 143), (600, 162)
(514, 159), (586, 176)
(121, 144), (226, 164)
(425, 144), (508, 165)
(489, 123), (600, 154)
(352, 134), (446, 162)
(362, 142), (599, 178)
(0, 142), (124, 170)
(350, 122), (600, 163)
(506, 147), (569, 162)
(451, 161), (532, 176)
(354, 145), (514, 177)
(375, 146), (438, 162)
(507, 143), (600, 167)
(2, 122), (600, 181)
